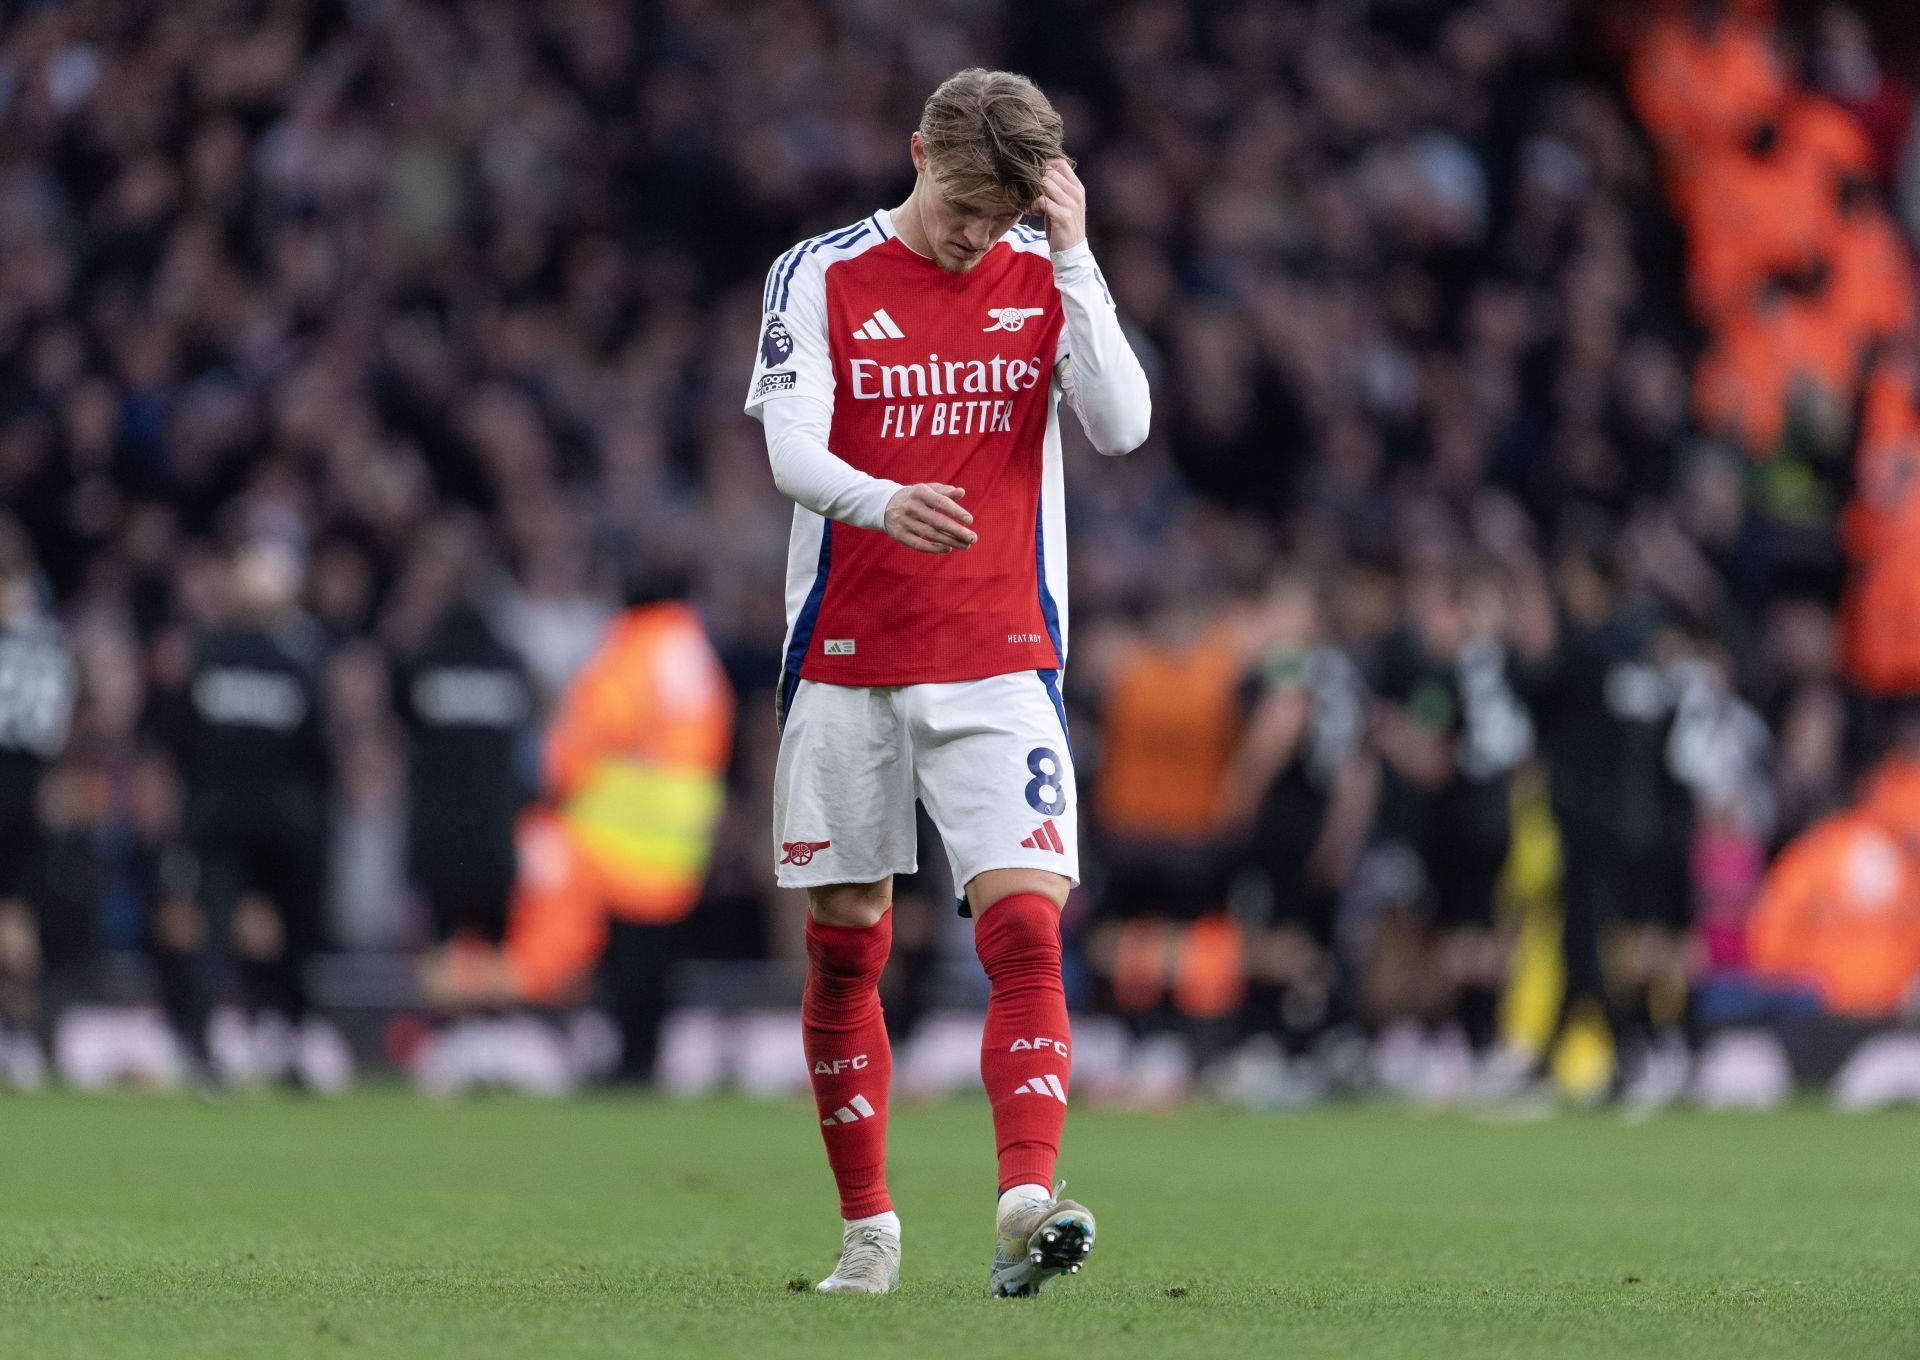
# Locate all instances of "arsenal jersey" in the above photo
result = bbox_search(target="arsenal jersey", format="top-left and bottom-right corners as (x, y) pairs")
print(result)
(746, 209), (1080, 698)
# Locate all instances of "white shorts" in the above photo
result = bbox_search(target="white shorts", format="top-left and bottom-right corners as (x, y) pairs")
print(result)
(772, 671), (1079, 897)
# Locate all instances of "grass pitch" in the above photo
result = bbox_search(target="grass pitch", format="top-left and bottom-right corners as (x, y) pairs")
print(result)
(0, 1090), (1915, 1359)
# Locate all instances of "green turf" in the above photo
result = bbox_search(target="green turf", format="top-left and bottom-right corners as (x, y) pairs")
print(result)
(0, 1090), (1915, 1359)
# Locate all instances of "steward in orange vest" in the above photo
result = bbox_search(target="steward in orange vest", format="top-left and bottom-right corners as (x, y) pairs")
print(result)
(426, 573), (734, 1082)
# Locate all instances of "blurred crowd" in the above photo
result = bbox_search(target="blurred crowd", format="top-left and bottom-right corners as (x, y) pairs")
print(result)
(2, 0), (1920, 1102)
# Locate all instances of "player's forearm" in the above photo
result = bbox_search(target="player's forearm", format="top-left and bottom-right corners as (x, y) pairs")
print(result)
(1053, 242), (1151, 456)
(763, 395), (903, 531)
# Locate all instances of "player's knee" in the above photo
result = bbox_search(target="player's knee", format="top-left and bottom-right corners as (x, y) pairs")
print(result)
(804, 890), (893, 992)
(966, 868), (1069, 917)
(972, 889), (1062, 966)
(807, 881), (892, 930)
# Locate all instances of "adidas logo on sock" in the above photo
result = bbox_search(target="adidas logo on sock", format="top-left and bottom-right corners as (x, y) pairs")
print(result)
(822, 1093), (877, 1126)
(1019, 820), (1065, 853)
(1012, 1073), (1068, 1104)
(851, 308), (906, 340)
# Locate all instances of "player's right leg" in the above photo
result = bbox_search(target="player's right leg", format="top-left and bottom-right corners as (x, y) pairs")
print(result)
(805, 880), (901, 1293)
(773, 680), (917, 1294)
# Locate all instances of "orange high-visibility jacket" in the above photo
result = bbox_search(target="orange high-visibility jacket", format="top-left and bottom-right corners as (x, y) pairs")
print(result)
(545, 601), (734, 918)
(1747, 809), (1920, 1016)
(504, 603), (734, 1001)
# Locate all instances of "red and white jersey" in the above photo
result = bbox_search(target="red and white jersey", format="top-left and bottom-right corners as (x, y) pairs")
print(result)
(746, 208), (1143, 704)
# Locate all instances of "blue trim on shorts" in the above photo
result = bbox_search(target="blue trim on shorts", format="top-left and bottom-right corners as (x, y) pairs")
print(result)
(777, 524), (833, 731)
(1035, 668), (1072, 757)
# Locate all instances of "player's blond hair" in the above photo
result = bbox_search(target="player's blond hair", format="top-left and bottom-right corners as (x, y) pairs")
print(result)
(918, 68), (1067, 211)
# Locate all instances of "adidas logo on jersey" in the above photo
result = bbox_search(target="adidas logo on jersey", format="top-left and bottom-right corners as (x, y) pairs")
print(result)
(821, 1093), (877, 1126)
(1020, 820), (1065, 853)
(1013, 1074), (1068, 1103)
(851, 308), (906, 340)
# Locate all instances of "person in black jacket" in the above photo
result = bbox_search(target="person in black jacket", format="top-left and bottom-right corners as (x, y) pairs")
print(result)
(394, 592), (534, 946)
(1507, 542), (1698, 1101)
(163, 541), (334, 1082)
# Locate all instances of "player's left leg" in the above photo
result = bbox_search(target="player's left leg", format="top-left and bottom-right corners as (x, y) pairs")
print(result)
(967, 868), (1096, 1296)
(908, 672), (1094, 1296)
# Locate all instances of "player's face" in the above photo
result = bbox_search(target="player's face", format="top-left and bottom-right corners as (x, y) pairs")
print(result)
(924, 181), (1023, 273)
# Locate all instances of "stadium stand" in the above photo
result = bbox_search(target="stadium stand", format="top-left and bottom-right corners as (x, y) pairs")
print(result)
(2, 0), (1919, 1103)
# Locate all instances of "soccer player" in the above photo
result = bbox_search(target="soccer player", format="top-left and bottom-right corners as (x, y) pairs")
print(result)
(744, 68), (1150, 1295)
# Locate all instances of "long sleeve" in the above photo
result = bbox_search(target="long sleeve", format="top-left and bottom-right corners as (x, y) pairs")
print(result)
(1051, 241), (1151, 456)
(748, 240), (901, 530)
(763, 394), (901, 531)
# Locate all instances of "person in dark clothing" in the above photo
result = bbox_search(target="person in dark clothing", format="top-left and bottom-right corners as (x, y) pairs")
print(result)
(162, 541), (335, 1083)
(0, 542), (78, 1085)
(1368, 566), (1527, 1072)
(393, 601), (534, 946)
(1221, 575), (1375, 1063)
(1507, 544), (1698, 1100)
(393, 593), (538, 1086)
(1432, 569), (1533, 1064)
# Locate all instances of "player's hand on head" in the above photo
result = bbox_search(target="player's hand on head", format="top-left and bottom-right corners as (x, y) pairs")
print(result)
(1032, 158), (1086, 252)
(885, 483), (976, 554)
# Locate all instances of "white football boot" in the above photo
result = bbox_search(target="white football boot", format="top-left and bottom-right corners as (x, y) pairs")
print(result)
(990, 1182), (1095, 1297)
(816, 1220), (901, 1294)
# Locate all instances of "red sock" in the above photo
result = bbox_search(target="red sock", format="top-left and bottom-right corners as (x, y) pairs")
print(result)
(975, 893), (1070, 1193)
(802, 910), (893, 1219)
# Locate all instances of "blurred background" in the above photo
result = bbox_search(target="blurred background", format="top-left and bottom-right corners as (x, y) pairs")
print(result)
(3, 0), (1920, 1110)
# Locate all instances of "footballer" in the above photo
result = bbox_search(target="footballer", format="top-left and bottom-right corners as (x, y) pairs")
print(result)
(745, 68), (1151, 1295)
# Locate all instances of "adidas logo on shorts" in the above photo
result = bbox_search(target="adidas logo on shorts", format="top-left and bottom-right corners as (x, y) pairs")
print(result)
(1020, 820), (1065, 853)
